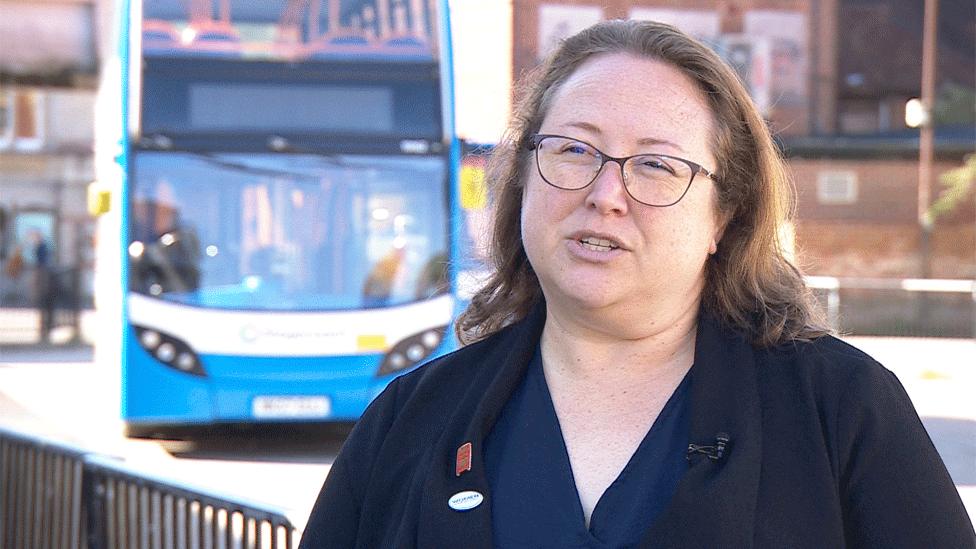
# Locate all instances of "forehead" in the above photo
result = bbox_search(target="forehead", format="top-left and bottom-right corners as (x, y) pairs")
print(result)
(544, 53), (714, 155)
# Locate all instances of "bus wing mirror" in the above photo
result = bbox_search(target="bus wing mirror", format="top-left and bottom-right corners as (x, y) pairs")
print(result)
(87, 181), (111, 216)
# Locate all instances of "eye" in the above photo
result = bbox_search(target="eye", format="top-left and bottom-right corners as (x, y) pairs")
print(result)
(635, 156), (677, 175)
(558, 142), (595, 157)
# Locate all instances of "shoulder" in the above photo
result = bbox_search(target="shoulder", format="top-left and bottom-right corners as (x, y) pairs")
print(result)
(301, 337), (510, 549)
(765, 334), (878, 368)
(388, 302), (548, 410)
(328, 320), (531, 496)
(750, 334), (920, 440)
(345, 319), (530, 448)
(391, 322), (523, 405)
(758, 335), (898, 397)
(758, 338), (975, 546)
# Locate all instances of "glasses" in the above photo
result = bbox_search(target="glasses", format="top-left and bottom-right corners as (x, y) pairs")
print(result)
(527, 134), (719, 207)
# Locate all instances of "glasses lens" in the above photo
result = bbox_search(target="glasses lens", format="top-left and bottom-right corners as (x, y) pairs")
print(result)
(624, 155), (694, 206)
(535, 137), (602, 190)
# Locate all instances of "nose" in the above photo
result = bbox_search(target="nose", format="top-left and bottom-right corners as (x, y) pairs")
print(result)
(585, 159), (630, 215)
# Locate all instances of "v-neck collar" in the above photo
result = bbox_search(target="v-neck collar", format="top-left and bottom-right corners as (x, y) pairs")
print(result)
(581, 369), (692, 535)
(528, 346), (693, 544)
(415, 303), (762, 549)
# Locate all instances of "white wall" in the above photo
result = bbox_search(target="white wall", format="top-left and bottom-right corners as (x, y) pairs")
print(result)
(46, 91), (96, 149)
(449, 0), (512, 144)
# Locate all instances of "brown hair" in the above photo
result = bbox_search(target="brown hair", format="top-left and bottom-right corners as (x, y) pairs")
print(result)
(456, 19), (829, 348)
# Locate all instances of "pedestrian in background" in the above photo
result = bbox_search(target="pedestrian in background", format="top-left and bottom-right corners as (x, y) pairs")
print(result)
(3, 244), (24, 280)
(28, 229), (55, 341)
(299, 20), (975, 548)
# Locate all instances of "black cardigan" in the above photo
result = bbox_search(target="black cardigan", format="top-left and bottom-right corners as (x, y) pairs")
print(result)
(300, 306), (975, 548)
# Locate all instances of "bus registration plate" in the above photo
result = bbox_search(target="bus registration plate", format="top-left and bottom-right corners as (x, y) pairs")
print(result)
(252, 396), (332, 419)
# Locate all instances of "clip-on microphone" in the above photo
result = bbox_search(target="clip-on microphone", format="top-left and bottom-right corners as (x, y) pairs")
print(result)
(686, 432), (730, 462)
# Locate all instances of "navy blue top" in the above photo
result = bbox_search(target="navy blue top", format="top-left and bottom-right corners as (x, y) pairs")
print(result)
(484, 348), (691, 548)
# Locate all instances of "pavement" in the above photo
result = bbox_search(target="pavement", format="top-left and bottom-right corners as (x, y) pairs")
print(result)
(0, 307), (98, 347)
(0, 342), (94, 362)
(0, 343), (97, 437)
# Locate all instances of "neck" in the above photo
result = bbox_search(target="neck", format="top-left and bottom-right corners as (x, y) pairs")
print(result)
(540, 299), (700, 382)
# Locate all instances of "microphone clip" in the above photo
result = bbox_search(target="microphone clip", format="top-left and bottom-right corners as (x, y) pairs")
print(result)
(686, 432), (730, 462)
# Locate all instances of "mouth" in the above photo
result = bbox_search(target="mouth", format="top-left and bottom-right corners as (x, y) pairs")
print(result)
(575, 233), (623, 252)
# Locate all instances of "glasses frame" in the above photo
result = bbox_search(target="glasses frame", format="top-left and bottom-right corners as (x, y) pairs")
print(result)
(526, 133), (720, 207)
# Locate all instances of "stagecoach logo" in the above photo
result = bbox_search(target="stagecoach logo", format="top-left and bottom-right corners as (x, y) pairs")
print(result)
(239, 325), (343, 343)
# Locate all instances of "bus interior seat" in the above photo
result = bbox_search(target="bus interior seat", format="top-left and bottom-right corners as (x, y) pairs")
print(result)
(184, 20), (242, 56)
(142, 19), (182, 54)
(306, 30), (375, 58)
(376, 34), (433, 59)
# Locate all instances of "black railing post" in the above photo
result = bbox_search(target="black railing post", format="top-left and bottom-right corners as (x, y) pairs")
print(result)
(82, 469), (108, 549)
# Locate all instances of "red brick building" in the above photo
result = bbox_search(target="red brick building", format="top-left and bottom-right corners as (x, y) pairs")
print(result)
(507, 0), (975, 279)
(788, 145), (974, 279)
(513, 0), (819, 137)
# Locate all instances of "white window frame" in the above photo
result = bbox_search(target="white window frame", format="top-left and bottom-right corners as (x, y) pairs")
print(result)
(816, 171), (859, 205)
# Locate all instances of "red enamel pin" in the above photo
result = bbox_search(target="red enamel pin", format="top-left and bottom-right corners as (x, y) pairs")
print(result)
(456, 442), (472, 476)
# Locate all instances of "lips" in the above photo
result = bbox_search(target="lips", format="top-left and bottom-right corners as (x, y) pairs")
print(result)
(579, 237), (618, 251)
(570, 231), (625, 252)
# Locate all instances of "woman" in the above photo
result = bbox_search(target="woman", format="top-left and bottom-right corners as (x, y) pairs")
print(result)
(300, 20), (974, 548)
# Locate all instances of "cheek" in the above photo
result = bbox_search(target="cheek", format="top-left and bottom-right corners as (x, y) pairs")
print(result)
(520, 176), (567, 261)
(520, 182), (546, 253)
(679, 203), (723, 252)
(639, 195), (720, 253)
(521, 176), (550, 224)
(523, 172), (578, 219)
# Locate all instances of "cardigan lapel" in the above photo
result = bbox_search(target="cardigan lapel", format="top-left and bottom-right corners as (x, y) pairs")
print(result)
(415, 302), (546, 549)
(640, 313), (763, 548)
(414, 306), (762, 548)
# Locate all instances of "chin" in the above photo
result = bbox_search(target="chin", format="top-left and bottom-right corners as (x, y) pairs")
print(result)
(547, 284), (625, 313)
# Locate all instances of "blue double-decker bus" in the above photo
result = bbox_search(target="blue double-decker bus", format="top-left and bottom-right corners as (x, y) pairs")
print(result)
(110, 0), (463, 438)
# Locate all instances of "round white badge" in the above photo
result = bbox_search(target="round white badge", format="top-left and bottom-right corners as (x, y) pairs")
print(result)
(448, 490), (484, 511)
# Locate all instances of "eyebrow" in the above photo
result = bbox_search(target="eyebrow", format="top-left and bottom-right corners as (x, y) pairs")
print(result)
(563, 121), (685, 152)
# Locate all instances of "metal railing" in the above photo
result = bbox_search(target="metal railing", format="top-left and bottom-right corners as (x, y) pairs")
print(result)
(0, 427), (299, 549)
(805, 276), (976, 338)
(84, 455), (296, 549)
(1, 429), (86, 549)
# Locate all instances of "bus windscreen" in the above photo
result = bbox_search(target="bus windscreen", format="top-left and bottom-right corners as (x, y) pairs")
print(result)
(128, 152), (450, 312)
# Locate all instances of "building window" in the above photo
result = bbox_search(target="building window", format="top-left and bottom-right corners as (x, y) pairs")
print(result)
(839, 101), (880, 134)
(816, 171), (859, 205)
(0, 88), (45, 151)
(13, 89), (44, 151)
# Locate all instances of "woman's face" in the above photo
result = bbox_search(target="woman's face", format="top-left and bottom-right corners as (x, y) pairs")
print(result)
(521, 53), (726, 328)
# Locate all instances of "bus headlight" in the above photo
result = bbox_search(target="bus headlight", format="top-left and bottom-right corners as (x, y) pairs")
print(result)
(133, 325), (207, 377)
(376, 325), (447, 377)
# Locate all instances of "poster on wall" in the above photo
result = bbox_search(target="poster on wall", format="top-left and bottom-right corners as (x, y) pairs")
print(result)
(721, 34), (772, 115)
(628, 8), (720, 44)
(743, 10), (808, 107)
(537, 4), (603, 61)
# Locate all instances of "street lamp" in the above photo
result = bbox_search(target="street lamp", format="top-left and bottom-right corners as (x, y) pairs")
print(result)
(913, 0), (939, 279)
(904, 98), (928, 130)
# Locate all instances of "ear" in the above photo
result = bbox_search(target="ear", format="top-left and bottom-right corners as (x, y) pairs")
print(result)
(709, 212), (731, 255)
